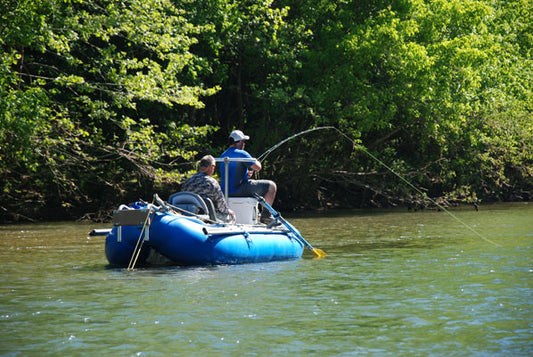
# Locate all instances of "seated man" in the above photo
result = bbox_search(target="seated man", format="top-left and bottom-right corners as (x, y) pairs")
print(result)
(220, 130), (277, 222)
(181, 155), (236, 223)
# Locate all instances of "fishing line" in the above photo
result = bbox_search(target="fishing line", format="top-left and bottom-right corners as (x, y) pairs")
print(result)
(258, 126), (501, 247)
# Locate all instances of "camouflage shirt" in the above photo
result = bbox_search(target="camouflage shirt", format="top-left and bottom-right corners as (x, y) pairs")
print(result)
(181, 172), (231, 221)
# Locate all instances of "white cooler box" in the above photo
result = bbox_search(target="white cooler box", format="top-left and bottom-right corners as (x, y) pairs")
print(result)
(228, 197), (259, 225)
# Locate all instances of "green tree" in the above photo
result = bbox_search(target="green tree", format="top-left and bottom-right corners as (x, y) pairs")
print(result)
(180, 0), (310, 148)
(1, 0), (530, 220)
(267, 0), (531, 208)
(0, 0), (217, 221)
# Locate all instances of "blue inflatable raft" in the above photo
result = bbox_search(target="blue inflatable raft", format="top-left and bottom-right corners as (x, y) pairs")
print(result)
(104, 193), (305, 267)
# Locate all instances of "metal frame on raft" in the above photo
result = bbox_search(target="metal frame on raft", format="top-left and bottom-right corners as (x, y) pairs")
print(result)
(215, 156), (257, 203)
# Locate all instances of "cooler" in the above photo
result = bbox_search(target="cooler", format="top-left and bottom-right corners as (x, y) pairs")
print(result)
(228, 197), (259, 225)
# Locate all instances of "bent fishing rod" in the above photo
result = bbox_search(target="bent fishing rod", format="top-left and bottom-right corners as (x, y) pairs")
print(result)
(254, 126), (500, 247)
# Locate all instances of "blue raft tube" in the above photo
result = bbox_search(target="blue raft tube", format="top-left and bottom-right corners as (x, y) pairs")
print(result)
(104, 195), (304, 267)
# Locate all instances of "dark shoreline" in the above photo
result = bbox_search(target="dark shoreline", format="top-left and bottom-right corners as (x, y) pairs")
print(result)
(1, 198), (530, 225)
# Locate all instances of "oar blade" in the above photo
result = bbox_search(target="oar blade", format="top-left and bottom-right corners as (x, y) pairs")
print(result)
(312, 248), (327, 259)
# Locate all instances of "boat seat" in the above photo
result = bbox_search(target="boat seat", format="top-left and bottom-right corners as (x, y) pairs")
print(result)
(202, 197), (218, 222)
(167, 192), (217, 222)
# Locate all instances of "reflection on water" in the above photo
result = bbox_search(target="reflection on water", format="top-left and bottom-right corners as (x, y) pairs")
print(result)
(1, 203), (531, 356)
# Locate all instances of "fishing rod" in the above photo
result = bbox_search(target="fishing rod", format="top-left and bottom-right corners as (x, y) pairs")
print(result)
(257, 126), (337, 162)
(255, 126), (501, 247)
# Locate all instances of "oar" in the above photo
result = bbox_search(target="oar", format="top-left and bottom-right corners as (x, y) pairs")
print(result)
(254, 195), (326, 258)
(89, 228), (112, 236)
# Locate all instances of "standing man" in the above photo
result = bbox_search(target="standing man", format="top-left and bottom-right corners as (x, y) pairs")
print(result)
(182, 155), (236, 223)
(220, 130), (277, 212)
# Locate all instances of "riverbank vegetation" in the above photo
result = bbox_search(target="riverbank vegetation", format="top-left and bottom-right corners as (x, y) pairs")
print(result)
(1, 0), (531, 222)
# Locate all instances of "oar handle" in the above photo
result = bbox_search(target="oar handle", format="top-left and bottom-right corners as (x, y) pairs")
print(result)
(253, 195), (311, 249)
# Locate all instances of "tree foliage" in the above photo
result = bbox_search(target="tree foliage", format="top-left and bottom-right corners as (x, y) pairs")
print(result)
(1, 0), (217, 220)
(266, 0), (532, 208)
(1, 0), (530, 222)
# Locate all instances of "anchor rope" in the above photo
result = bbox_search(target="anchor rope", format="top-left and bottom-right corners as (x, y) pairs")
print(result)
(127, 200), (155, 271)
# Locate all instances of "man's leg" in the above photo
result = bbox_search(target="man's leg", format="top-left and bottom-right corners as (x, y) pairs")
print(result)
(263, 181), (277, 206)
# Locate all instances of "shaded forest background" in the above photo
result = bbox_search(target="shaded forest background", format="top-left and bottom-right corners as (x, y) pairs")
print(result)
(1, 0), (531, 223)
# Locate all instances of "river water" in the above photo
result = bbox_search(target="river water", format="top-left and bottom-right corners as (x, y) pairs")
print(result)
(1, 203), (531, 356)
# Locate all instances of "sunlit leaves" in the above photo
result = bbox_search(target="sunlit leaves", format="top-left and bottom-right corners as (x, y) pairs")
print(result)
(276, 0), (531, 206)
(0, 0), (218, 220)
(0, 0), (530, 220)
